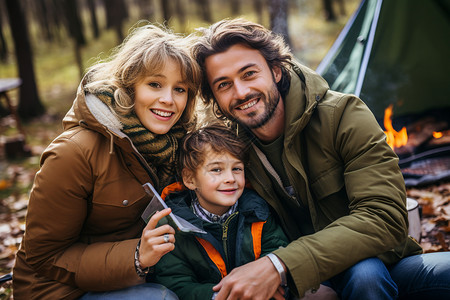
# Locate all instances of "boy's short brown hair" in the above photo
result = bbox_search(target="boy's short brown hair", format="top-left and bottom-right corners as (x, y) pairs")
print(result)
(180, 124), (249, 176)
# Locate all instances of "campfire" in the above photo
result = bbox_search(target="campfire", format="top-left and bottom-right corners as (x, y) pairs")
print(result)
(383, 104), (408, 150)
(382, 105), (450, 184)
(382, 105), (450, 159)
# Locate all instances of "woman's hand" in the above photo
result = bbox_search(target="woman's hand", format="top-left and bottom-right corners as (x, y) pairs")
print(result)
(138, 208), (176, 268)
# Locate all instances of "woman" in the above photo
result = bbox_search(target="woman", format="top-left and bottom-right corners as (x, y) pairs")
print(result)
(12, 23), (201, 299)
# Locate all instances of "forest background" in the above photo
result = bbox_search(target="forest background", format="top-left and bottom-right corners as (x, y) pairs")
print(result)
(1, 0), (448, 299)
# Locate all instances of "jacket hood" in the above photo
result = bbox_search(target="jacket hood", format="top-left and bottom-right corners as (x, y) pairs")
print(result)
(62, 78), (140, 156)
(282, 61), (329, 145)
(63, 78), (123, 135)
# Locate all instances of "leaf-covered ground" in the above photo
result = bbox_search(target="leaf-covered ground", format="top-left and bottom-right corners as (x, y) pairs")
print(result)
(407, 182), (450, 252)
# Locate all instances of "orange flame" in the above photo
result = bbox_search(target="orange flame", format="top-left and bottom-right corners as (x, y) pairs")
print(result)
(433, 131), (443, 139)
(383, 104), (408, 149)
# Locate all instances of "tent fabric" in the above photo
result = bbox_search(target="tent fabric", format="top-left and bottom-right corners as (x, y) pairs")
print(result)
(316, 0), (450, 120)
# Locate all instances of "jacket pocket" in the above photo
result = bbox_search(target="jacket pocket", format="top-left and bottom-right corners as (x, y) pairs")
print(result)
(310, 165), (344, 200)
(310, 166), (350, 228)
(87, 177), (149, 233)
(92, 176), (146, 207)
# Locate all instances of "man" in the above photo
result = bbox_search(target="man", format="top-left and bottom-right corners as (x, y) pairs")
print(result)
(192, 18), (450, 300)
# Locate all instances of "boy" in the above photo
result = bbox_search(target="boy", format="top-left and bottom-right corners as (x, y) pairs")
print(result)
(153, 124), (289, 300)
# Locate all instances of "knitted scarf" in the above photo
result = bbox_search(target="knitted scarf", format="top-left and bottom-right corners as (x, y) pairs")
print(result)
(96, 92), (185, 189)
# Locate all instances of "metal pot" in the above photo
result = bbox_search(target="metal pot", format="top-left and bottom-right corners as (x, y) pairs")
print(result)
(407, 198), (421, 242)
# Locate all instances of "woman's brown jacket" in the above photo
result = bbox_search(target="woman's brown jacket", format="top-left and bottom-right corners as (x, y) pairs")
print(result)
(13, 80), (161, 299)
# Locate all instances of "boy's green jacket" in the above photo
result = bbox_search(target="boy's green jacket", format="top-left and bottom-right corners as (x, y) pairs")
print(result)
(239, 62), (423, 297)
(153, 188), (289, 300)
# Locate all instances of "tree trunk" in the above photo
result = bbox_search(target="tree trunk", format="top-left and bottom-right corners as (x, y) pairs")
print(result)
(253, 0), (265, 25)
(34, 0), (54, 42)
(105, 0), (128, 44)
(0, 4), (8, 114)
(63, 0), (86, 46)
(0, 9), (8, 62)
(268, 0), (290, 47)
(322, 0), (337, 21)
(336, 0), (346, 16)
(136, 0), (154, 20)
(174, 0), (186, 27)
(230, 0), (240, 15)
(195, 0), (212, 23)
(160, 0), (171, 22)
(62, 0), (86, 78)
(48, 0), (64, 44)
(5, 0), (45, 119)
(87, 0), (100, 38)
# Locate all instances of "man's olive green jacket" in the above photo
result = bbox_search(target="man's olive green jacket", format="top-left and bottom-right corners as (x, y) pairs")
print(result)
(239, 62), (422, 297)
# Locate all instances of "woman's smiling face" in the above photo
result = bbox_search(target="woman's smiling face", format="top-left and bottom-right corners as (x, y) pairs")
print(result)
(134, 59), (189, 134)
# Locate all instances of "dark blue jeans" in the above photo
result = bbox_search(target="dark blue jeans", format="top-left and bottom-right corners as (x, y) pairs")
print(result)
(79, 283), (178, 300)
(325, 252), (450, 299)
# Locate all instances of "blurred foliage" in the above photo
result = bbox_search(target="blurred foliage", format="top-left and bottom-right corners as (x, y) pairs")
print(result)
(1, 0), (359, 120)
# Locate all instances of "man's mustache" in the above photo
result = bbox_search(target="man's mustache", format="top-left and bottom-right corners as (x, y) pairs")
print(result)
(232, 92), (263, 109)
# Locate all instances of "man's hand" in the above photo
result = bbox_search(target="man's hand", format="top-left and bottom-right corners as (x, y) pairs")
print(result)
(213, 256), (286, 300)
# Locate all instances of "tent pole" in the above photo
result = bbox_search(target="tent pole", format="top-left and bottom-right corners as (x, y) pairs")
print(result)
(354, 0), (383, 97)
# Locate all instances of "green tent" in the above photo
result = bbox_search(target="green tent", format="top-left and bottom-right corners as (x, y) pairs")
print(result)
(316, 0), (450, 120)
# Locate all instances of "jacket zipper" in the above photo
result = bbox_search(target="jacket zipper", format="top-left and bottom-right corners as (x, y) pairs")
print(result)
(222, 212), (238, 270)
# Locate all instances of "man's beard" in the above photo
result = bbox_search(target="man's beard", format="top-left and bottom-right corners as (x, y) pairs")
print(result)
(227, 80), (281, 129)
